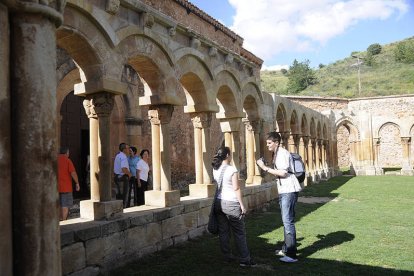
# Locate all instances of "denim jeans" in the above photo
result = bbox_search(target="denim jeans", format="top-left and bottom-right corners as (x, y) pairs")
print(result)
(279, 192), (299, 258)
(214, 199), (251, 262)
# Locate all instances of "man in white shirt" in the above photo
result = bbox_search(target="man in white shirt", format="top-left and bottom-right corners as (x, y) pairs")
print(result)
(113, 143), (132, 208)
(256, 132), (302, 263)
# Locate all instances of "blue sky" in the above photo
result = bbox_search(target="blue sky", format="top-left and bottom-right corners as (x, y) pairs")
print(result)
(190, 0), (414, 70)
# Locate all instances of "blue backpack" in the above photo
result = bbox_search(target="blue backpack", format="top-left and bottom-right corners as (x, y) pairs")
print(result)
(289, 153), (306, 183)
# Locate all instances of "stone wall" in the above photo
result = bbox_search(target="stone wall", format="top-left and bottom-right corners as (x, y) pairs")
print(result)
(60, 182), (278, 275)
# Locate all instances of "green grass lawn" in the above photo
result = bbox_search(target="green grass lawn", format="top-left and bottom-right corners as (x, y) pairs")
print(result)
(110, 176), (414, 275)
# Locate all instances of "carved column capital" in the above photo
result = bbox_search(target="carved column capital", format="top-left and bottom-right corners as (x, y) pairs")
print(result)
(83, 92), (114, 118)
(6, 0), (66, 26)
(242, 118), (253, 132)
(148, 104), (174, 125)
(190, 112), (212, 129)
(401, 137), (411, 144)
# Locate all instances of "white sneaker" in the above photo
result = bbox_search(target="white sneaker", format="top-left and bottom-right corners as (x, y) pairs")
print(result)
(275, 249), (286, 257)
(279, 256), (298, 263)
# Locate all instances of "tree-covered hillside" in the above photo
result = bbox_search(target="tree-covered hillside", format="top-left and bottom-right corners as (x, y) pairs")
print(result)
(261, 37), (414, 98)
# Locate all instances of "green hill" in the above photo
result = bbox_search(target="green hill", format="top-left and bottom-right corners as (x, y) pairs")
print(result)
(261, 37), (414, 98)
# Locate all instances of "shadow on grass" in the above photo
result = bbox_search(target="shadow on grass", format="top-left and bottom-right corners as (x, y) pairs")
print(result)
(109, 176), (413, 275)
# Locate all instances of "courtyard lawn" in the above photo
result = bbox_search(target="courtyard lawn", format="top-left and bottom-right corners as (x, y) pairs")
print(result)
(110, 176), (414, 276)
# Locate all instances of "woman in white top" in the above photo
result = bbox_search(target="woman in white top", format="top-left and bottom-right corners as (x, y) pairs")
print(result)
(136, 149), (150, 206)
(212, 146), (255, 267)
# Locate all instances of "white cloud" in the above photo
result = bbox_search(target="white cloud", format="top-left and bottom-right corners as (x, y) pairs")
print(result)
(261, 64), (289, 71)
(229, 0), (409, 60)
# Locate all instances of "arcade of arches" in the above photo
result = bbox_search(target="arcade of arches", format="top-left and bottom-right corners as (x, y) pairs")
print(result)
(0, 0), (413, 275)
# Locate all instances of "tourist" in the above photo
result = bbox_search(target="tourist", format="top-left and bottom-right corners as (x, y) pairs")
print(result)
(212, 146), (256, 267)
(136, 149), (150, 205)
(114, 143), (132, 208)
(256, 131), (302, 263)
(127, 146), (140, 207)
(58, 147), (80, 220)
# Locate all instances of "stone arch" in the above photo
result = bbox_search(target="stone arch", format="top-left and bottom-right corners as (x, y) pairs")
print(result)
(215, 71), (242, 115)
(322, 124), (328, 140)
(57, 26), (103, 80)
(378, 122), (402, 168)
(177, 55), (216, 110)
(243, 95), (259, 120)
(290, 110), (299, 134)
(310, 118), (316, 138)
(317, 121), (322, 139)
(336, 119), (359, 170)
(174, 48), (214, 80)
(117, 35), (182, 105)
(241, 80), (263, 105)
(65, 2), (120, 47)
(301, 114), (309, 136)
(276, 104), (287, 132)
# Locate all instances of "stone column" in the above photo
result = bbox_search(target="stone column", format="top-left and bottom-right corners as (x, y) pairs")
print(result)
(252, 120), (263, 184)
(0, 3), (12, 275)
(308, 139), (315, 180)
(288, 134), (296, 153)
(281, 132), (289, 149)
(219, 117), (243, 186)
(401, 137), (414, 176)
(8, 1), (64, 274)
(243, 119), (255, 184)
(146, 105), (180, 207)
(299, 136), (309, 186)
(189, 112), (215, 197)
(373, 138), (383, 175)
(81, 93), (123, 220)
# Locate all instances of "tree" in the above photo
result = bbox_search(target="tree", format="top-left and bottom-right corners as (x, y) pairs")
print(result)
(367, 43), (382, 56)
(287, 59), (317, 93)
(394, 40), (414, 63)
(280, 68), (288, 75)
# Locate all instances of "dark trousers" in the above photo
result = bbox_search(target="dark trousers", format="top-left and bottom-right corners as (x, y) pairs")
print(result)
(127, 177), (138, 207)
(114, 174), (129, 208)
(137, 179), (148, 206)
(215, 199), (251, 262)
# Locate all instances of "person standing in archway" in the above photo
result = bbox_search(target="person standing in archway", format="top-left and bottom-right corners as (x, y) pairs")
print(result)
(114, 143), (132, 208)
(58, 147), (80, 220)
(256, 131), (302, 263)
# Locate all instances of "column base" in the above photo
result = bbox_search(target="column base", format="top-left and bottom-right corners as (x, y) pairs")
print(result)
(245, 175), (254, 184)
(145, 190), (180, 207)
(252, 175), (262, 185)
(189, 184), (215, 198)
(80, 200), (123, 221)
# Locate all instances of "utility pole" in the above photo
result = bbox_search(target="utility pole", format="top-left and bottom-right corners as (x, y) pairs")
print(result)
(351, 55), (363, 97)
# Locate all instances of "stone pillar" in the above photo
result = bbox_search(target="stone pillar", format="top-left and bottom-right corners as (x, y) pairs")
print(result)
(189, 112), (215, 197)
(401, 137), (414, 175)
(299, 136), (309, 186)
(243, 119), (255, 184)
(81, 93), (123, 220)
(8, 1), (64, 274)
(0, 3), (12, 275)
(373, 138), (383, 175)
(315, 139), (322, 179)
(252, 120), (263, 184)
(146, 105), (180, 207)
(281, 132), (289, 149)
(308, 138), (315, 182)
(288, 134), (296, 153)
(219, 117), (243, 186)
